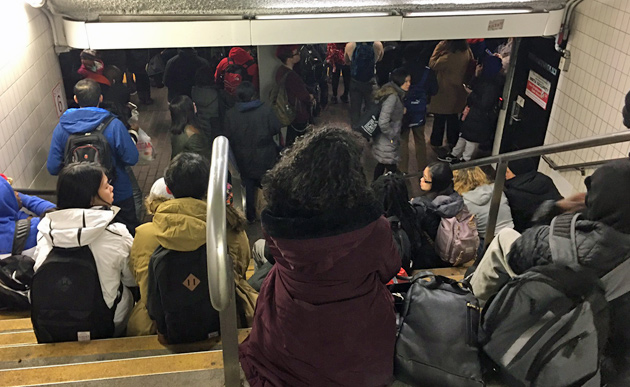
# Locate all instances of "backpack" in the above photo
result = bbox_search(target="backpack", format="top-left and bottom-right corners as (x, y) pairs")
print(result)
(388, 216), (412, 274)
(404, 67), (431, 128)
(435, 206), (479, 266)
(31, 245), (122, 343)
(299, 45), (326, 85)
(352, 101), (382, 140)
(0, 218), (34, 310)
(351, 42), (376, 83)
(481, 213), (630, 387)
(147, 245), (220, 344)
(394, 272), (484, 387)
(223, 58), (255, 96)
(64, 115), (116, 177)
(269, 72), (297, 127)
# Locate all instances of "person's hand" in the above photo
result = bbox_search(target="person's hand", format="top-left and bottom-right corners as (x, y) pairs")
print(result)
(556, 192), (587, 213)
(461, 106), (471, 121)
(475, 64), (483, 77)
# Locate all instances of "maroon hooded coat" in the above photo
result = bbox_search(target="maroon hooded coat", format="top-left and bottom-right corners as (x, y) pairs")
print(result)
(239, 203), (401, 386)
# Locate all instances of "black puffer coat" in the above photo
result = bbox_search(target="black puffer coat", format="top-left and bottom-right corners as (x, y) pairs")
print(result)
(460, 75), (504, 143)
(507, 218), (630, 385)
(504, 171), (562, 233)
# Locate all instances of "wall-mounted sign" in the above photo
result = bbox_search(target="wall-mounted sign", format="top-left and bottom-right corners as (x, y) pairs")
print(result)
(488, 19), (505, 31)
(525, 70), (551, 110)
(52, 82), (66, 118)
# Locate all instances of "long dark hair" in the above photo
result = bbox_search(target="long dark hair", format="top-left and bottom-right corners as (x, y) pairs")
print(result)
(169, 95), (201, 135)
(372, 172), (421, 239)
(263, 126), (375, 217)
(427, 162), (454, 194)
(443, 39), (469, 53)
(57, 163), (107, 209)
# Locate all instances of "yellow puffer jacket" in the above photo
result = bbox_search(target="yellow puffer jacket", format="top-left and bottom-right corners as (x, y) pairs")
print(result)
(127, 198), (257, 336)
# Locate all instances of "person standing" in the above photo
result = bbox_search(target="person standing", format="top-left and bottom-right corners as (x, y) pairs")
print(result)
(428, 40), (474, 151)
(163, 48), (209, 102)
(345, 42), (384, 127)
(168, 95), (210, 160)
(326, 43), (350, 104)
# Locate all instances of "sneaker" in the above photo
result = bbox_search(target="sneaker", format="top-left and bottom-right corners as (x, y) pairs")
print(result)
(331, 96), (338, 104)
(340, 94), (349, 103)
(437, 153), (457, 163)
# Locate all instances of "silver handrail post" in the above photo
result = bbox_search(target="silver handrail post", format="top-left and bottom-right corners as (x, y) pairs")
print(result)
(484, 161), (508, 249)
(206, 136), (241, 387)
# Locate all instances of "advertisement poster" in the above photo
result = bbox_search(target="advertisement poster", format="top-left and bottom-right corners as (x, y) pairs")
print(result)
(525, 70), (551, 110)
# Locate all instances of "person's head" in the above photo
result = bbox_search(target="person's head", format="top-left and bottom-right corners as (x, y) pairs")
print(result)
(99, 100), (131, 129)
(481, 55), (502, 79)
(390, 68), (411, 92)
(453, 167), (490, 194)
(80, 49), (99, 70)
(164, 152), (210, 199)
(372, 172), (410, 217)
(421, 162), (453, 193)
(236, 81), (257, 103)
(276, 45), (300, 65)
(506, 157), (538, 180)
(584, 159), (630, 234)
(263, 126), (374, 216)
(169, 95), (199, 135)
(73, 79), (102, 107)
(443, 39), (469, 53)
(194, 66), (214, 87)
(103, 65), (123, 84)
(56, 163), (113, 209)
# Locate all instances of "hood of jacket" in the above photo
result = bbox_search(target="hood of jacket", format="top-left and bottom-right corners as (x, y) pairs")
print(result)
(261, 203), (383, 274)
(152, 198), (206, 252)
(462, 184), (493, 207)
(236, 100), (263, 112)
(374, 82), (405, 102)
(425, 191), (464, 218)
(58, 107), (113, 134)
(228, 47), (254, 65)
(505, 171), (556, 196)
(0, 178), (19, 221)
(38, 207), (117, 248)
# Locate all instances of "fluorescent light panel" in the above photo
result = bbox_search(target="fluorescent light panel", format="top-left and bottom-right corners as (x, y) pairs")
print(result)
(405, 9), (532, 17)
(255, 12), (390, 20)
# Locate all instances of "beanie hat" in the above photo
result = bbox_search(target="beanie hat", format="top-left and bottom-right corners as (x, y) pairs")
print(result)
(585, 159), (630, 234)
(150, 177), (174, 200)
(507, 157), (538, 176)
(623, 90), (630, 129)
(80, 49), (99, 61)
(481, 55), (502, 79)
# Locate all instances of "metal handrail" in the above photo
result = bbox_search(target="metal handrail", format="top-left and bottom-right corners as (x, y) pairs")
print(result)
(408, 130), (630, 250)
(542, 155), (628, 174)
(206, 136), (241, 387)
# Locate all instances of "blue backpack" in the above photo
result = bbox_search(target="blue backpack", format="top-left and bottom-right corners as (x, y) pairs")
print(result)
(404, 67), (431, 128)
(351, 42), (376, 83)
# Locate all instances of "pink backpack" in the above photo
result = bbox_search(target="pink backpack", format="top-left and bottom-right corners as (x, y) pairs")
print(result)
(434, 206), (479, 266)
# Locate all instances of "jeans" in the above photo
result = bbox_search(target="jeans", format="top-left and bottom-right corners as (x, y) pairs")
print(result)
(242, 178), (261, 222)
(349, 79), (376, 127)
(331, 64), (351, 98)
(430, 114), (460, 148)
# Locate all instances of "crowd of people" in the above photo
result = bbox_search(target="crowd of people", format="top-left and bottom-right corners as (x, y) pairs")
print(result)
(1, 37), (630, 387)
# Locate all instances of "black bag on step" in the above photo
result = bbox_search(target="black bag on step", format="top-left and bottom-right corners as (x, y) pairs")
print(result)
(0, 218), (34, 310)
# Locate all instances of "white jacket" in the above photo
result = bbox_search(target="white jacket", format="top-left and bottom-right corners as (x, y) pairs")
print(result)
(34, 207), (136, 320)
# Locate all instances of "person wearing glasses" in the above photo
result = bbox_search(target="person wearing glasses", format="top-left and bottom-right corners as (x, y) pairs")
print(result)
(275, 45), (315, 148)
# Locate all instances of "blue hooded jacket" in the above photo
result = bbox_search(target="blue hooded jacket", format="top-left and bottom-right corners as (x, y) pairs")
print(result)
(0, 178), (55, 256)
(46, 107), (139, 202)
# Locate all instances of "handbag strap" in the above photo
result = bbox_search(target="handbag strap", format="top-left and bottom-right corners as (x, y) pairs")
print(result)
(12, 218), (31, 256)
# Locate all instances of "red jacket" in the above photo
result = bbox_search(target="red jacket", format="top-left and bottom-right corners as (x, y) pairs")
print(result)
(214, 47), (259, 89)
(240, 204), (401, 387)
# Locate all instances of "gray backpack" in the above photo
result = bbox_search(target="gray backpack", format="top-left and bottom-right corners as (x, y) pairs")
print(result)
(482, 213), (630, 387)
(435, 205), (479, 266)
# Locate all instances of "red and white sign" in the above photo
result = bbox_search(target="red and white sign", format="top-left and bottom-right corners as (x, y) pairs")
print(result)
(525, 70), (551, 110)
(52, 82), (66, 118)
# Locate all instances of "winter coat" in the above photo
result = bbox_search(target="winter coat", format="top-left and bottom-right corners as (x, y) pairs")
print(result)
(214, 47), (259, 89)
(275, 66), (312, 125)
(33, 207), (137, 330)
(411, 191), (465, 269)
(507, 217), (630, 385)
(460, 75), (504, 143)
(47, 107), (139, 202)
(372, 82), (405, 165)
(504, 171), (562, 232)
(239, 203), (401, 387)
(0, 178), (55, 259)
(224, 100), (281, 180)
(428, 41), (474, 115)
(170, 125), (210, 160)
(403, 65), (439, 128)
(461, 184), (514, 239)
(127, 198), (257, 336)
(191, 85), (221, 140)
(163, 50), (210, 101)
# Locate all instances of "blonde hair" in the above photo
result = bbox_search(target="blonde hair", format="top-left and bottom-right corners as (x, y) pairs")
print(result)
(453, 167), (490, 194)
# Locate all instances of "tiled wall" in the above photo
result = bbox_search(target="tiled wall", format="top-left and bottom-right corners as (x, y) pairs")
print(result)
(539, 0), (630, 196)
(0, 3), (64, 189)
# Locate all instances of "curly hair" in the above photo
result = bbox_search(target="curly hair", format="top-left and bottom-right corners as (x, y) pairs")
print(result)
(453, 167), (490, 194)
(262, 126), (374, 216)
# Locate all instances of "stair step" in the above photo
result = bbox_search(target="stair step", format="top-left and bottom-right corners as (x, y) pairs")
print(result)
(0, 318), (32, 333)
(0, 311), (29, 321)
(0, 331), (36, 346)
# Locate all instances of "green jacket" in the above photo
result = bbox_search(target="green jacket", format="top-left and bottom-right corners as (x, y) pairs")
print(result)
(170, 125), (210, 160)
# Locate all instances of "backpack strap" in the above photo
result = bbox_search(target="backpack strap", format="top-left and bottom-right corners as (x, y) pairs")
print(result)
(12, 218), (31, 256)
(243, 59), (255, 68)
(94, 115), (116, 134)
(549, 213), (580, 268)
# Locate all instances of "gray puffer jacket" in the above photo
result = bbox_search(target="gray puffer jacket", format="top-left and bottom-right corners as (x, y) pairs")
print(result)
(372, 82), (405, 165)
(462, 184), (514, 239)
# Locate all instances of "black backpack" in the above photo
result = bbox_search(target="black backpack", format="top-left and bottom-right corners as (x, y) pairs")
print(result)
(147, 245), (220, 344)
(351, 42), (376, 83)
(0, 218), (34, 310)
(394, 273), (484, 387)
(64, 115), (115, 176)
(388, 216), (412, 274)
(299, 45), (326, 85)
(31, 246), (122, 343)
(222, 58), (255, 96)
(352, 101), (382, 140)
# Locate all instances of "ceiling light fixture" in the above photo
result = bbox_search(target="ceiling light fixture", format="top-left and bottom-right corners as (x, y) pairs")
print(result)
(256, 12), (391, 20)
